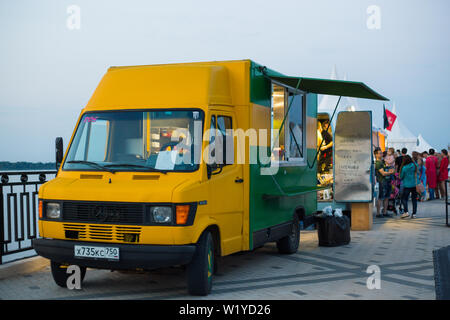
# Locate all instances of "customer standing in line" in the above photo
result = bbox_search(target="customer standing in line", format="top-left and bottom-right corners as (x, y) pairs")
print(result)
(425, 149), (439, 200)
(374, 148), (394, 217)
(412, 151), (424, 201)
(417, 157), (427, 201)
(395, 148), (407, 173)
(438, 149), (449, 199)
(436, 152), (443, 199)
(400, 155), (420, 219)
(395, 148), (408, 210)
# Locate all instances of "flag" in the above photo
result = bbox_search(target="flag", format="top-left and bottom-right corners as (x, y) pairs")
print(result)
(383, 105), (389, 129)
(384, 106), (397, 131)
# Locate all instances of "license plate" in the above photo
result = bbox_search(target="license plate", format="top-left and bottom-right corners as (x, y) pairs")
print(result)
(74, 245), (119, 261)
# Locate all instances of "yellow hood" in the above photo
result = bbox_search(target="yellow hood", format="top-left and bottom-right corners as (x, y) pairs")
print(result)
(39, 172), (198, 203)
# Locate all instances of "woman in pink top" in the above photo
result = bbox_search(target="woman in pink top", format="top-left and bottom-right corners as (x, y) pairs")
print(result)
(438, 149), (449, 198)
(425, 149), (438, 200)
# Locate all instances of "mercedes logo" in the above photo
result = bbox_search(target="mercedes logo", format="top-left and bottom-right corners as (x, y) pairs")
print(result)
(92, 206), (120, 222)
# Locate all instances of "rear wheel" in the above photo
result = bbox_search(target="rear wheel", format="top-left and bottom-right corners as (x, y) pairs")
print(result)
(186, 231), (214, 296)
(50, 261), (86, 288)
(276, 215), (300, 254)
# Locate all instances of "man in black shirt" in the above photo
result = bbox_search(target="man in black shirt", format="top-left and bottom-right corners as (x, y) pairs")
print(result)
(396, 147), (408, 172)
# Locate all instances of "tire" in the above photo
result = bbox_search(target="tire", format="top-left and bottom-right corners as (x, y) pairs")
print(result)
(276, 215), (300, 254)
(186, 231), (214, 296)
(50, 261), (86, 288)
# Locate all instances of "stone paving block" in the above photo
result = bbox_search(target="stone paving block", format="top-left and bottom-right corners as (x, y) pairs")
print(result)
(0, 200), (448, 300)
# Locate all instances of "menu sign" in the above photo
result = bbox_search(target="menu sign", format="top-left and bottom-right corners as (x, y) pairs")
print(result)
(334, 111), (372, 202)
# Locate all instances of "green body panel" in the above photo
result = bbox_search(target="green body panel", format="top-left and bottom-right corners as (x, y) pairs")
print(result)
(248, 148), (318, 249)
(306, 92), (317, 118)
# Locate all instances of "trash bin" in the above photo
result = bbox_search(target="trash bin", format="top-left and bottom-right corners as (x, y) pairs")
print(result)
(315, 213), (351, 247)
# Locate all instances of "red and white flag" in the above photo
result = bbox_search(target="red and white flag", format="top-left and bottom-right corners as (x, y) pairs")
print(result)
(384, 107), (397, 131)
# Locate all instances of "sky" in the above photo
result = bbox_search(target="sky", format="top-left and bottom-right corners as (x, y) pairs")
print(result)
(0, 0), (449, 162)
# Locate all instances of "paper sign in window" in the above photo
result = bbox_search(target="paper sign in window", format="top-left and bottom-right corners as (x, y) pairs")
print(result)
(155, 151), (177, 170)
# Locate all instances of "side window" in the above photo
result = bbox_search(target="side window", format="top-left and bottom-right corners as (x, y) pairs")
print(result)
(209, 115), (216, 159)
(271, 83), (305, 163)
(287, 92), (304, 160)
(217, 116), (234, 165)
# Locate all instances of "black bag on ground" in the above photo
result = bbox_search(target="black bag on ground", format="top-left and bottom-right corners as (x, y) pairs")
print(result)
(316, 214), (351, 247)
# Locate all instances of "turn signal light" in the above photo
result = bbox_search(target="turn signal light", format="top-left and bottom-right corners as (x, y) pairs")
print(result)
(38, 200), (43, 219)
(176, 205), (190, 225)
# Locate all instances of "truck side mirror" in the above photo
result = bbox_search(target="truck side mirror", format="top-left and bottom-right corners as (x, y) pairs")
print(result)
(55, 137), (64, 170)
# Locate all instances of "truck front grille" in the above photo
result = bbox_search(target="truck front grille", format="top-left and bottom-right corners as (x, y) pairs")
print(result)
(62, 201), (144, 224)
(63, 223), (141, 243)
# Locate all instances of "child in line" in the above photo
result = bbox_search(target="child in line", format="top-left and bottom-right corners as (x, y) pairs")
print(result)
(383, 148), (396, 183)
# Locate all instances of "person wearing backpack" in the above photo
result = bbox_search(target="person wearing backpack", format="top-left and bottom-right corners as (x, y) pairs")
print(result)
(400, 155), (420, 219)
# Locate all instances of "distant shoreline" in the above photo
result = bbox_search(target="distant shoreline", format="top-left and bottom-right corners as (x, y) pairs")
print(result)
(0, 161), (56, 171)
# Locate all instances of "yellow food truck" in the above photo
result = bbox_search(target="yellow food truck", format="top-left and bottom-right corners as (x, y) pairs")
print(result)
(33, 60), (387, 295)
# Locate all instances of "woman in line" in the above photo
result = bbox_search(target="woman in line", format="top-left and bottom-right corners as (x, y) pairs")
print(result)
(438, 149), (449, 199)
(400, 155), (420, 219)
(436, 153), (443, 199)
(425, 149), (439, 200)
(418, 158), (427, 201)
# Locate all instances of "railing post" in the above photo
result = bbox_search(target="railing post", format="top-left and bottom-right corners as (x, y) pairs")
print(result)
(0, 185), (4, 264)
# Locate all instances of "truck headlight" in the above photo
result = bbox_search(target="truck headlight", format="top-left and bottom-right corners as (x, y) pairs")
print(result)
(46, 203), (61, 219)
(150, 206), (172, 223)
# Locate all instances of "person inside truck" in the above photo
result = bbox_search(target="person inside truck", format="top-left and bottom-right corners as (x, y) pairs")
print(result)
(319, 119), (333, 172)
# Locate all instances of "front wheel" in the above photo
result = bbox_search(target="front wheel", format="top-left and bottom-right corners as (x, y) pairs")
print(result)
(276, 215), (300, 254)
(50, 261), (86, 288)
(186, 231), (215, 296)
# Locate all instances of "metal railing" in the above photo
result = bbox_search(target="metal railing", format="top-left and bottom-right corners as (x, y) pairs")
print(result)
(0, 170), (56, 264)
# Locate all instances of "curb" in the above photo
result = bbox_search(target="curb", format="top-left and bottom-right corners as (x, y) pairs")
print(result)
(0, 256), (49, 280)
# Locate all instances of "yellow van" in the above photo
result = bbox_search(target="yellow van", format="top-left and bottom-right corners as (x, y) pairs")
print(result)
(33, 60), (387, 295)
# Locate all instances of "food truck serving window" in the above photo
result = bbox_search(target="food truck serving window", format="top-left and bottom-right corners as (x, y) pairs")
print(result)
(271, 83), (305, 164)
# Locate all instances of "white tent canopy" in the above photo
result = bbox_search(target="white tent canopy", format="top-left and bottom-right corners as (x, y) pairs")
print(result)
(416, 134), (434, 153)
(386, 104), (419, 153)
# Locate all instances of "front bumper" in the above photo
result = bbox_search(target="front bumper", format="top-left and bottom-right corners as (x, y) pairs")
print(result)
(32, 238), (196, 270)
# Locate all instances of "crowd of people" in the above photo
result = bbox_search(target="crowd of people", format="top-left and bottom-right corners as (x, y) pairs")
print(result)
(374, 147), (449, 219)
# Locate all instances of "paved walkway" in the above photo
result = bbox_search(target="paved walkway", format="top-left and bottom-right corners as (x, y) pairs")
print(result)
(0, 199), (448, 300)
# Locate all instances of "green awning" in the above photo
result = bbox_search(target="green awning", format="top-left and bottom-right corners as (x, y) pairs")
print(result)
(269, 75), (389, 101)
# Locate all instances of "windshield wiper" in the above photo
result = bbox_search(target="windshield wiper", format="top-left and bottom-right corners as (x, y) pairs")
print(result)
(104, 163), (168, 174)
(66, 160), (116, 173)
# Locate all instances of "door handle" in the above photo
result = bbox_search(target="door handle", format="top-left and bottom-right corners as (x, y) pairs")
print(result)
(235, 178), (244, 183)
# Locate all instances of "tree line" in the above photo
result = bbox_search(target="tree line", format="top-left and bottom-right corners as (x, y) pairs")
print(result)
(0, 161), (56, 170)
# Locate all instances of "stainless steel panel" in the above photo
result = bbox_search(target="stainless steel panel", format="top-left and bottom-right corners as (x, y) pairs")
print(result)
(334, 111), (372, 202)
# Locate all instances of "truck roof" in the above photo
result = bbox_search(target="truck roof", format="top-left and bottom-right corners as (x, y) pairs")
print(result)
(85, 60), (253, 111)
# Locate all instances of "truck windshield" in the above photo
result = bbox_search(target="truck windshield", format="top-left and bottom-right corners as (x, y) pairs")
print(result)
(63, 109), (204, 172)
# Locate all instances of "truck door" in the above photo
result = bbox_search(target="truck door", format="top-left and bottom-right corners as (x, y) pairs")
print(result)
(207, 111), (244, 254)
